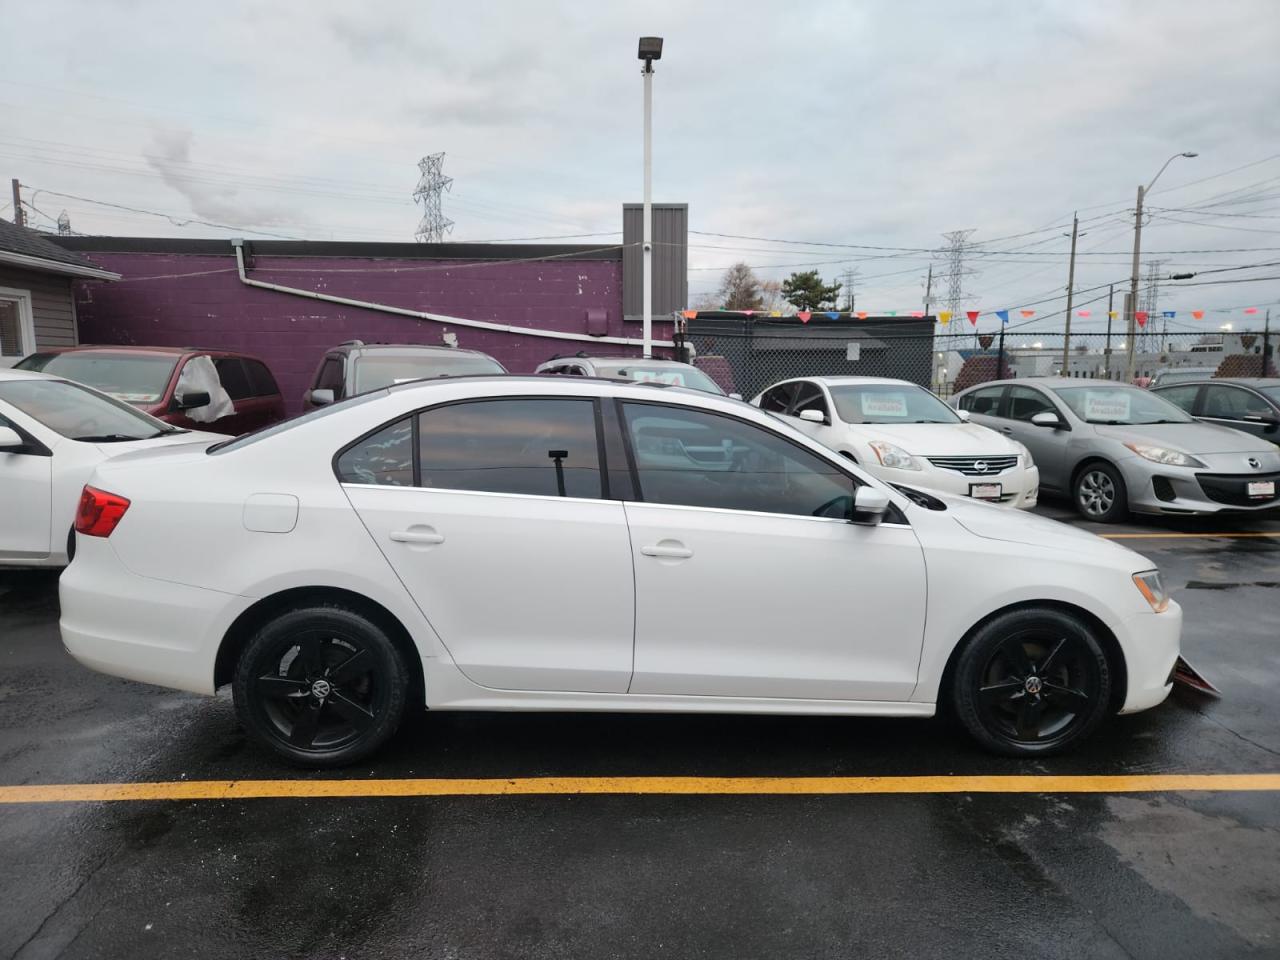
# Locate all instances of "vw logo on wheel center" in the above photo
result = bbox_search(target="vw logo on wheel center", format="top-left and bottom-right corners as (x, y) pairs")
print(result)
(310, 679), (332, 699)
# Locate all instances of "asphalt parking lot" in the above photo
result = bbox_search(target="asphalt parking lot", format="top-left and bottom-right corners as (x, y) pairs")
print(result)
(2, 504), (1278, 960)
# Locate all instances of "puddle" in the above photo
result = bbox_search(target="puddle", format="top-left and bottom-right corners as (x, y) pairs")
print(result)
(1183, 580), (1280, 591)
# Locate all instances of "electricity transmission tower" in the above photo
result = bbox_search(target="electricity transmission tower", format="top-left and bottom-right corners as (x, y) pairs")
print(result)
(1141, 259), (1164, 352)
(939, 229), (978, 338)
(840, 267), (859, 312)
(413, 152), (454, 243)
(57, 210), (72, 235)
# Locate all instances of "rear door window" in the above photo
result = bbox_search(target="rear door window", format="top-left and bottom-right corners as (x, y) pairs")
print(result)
(244, 359), (279, 397)
(213, 358), (253, 401)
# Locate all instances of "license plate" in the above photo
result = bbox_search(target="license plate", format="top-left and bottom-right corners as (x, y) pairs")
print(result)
(969, 482), (1002, 500)
(1247, 480), (1275, 499)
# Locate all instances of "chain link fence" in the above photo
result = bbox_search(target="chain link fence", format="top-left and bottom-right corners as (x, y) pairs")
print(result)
(682, 317), (1276, 400)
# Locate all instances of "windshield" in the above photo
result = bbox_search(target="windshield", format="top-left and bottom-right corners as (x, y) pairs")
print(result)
(0, 379), (177, 441)
(353, 353), (505, 393)
(1054, 385), (1195, 425)
(15, 352), (178, 405)
(828, 383), (959, 424)
(593, 362), (724, 395)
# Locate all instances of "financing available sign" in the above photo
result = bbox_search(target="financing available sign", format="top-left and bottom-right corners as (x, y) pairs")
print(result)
(1083, 391), (1131, 422)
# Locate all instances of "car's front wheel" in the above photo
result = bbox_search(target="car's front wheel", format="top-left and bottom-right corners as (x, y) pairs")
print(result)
(1074, 461), (1129, 523)
(233, 604), (410, 767)
(951, 607), (1112, 756)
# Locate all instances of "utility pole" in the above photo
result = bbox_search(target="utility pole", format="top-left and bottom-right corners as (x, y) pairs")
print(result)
(1103, 284), (1115, 379)
(1061, 212), (1079, 373)
(1265, 309), (1272, 378)
(922, 264), (933, 317)
(10, 180), (24, 228)
(1125, 184), (1144, 383)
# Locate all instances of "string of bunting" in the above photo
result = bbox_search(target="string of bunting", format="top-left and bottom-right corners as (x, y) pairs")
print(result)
(679, 305), (1268, 327)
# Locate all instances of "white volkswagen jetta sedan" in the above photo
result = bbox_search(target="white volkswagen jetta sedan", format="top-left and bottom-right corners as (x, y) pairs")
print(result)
(61, 375), (1179, 766)
(0, 368), (228, 567)
(754, 377), (1039, 508)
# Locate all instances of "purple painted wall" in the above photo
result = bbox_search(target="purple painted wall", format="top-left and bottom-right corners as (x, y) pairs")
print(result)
(69, 246), (674, 413)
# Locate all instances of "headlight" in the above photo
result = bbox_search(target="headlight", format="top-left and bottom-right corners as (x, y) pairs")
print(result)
(1123, 443), (1206, 468)
(868, 440), (921, 471)
(1012, 440), (1033, 467)
(1132, 570), (1170, 613)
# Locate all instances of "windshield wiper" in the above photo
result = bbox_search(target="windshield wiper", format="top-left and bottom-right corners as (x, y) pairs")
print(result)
(73, 433), (148, 442)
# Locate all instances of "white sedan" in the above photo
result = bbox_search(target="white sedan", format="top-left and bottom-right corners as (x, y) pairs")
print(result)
(0, 368), (227, 567)
(754, 377), (1040, 508)
(61, 375), (1179, 766)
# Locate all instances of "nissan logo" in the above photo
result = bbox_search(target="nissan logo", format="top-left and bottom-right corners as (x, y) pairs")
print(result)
(1248, 458), (1262, 470)
(973, 460), (989, 474)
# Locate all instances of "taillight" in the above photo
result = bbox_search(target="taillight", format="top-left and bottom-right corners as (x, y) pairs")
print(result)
(75, 486), (131, 537)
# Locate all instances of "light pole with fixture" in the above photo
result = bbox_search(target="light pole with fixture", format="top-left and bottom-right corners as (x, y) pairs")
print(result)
(638, 36), (663, 359)
(1125, 151), (1197, 382)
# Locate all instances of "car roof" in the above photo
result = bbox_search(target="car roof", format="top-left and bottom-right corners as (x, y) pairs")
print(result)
(386, 372), (707, 400)
(334, 342), (493, 358)
(1154, 377), (1280, 388)
(957, 377), (1130, 392)
(785, 376), (917, 387)
(0, 367), (61, 382)
(542, 355), (695, 368)
(27, 344), (193, 357)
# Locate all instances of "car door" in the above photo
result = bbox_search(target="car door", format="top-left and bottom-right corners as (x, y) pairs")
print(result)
(0, 409), (53, 561)
(619, 400), (927, 702)
(340, 396), (636, 693)
(999, 385), (1070, 489)
(957, 384), (1006, 431)
(1200, 384), (1278, 444)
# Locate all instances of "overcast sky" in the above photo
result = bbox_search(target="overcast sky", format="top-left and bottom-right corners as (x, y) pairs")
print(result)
(3, 0), (1278, 332)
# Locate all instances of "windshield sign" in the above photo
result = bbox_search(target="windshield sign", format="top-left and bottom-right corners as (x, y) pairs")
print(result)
(1055, 386), (1193, 425)
(830, 384), (958, 424)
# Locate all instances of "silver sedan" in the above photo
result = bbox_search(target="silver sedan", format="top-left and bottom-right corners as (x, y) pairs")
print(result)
(952, 378), (1280, 522)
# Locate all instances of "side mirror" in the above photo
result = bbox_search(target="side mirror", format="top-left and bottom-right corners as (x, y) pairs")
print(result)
(0, 426), (25, 452)
(956, 409), (971, 422)
(729, 392), (743, 401)
(798, 408), (827, 424)
(1031, 411), (1061, 428)
(175, 391), (211, 411)
(308, 388), (335, 407)
(851, 486), (890, 525)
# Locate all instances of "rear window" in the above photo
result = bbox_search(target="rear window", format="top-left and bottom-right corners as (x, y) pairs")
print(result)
(16, 352), (178, 404)
(353, 353), (505, 393)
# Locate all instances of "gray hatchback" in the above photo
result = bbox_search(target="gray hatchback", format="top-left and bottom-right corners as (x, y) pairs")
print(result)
(953, 377), (1280, 522)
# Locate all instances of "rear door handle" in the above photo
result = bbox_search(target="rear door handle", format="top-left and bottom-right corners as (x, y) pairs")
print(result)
(389, 528), (445, 545)
(641, 542), (693, 559)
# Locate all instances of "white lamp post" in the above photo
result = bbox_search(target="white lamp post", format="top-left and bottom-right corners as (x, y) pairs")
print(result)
(638, 36), (663, 359)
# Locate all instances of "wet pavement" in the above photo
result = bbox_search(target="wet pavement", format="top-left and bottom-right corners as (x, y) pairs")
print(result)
(1, 503), (1278, 959)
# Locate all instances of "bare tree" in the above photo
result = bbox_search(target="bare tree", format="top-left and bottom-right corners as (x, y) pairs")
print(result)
(716, 262), (764, 311)
(759, 279), (784, 313)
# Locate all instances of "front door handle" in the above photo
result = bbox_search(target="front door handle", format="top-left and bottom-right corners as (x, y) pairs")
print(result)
(1000, 426), (1013, 434)
(641, 541), (693, 559)
(389, 528), (445, 545)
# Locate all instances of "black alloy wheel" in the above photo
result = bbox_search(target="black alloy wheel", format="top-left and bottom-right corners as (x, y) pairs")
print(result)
(233, 605), (410, 767)
(952, 608), (1111, 756)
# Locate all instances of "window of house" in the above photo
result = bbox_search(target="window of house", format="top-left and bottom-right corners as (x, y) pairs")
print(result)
(335, 418), (414, 486)
(0, 300), (23, 357)
(418, 398), (601, 498)
(621, 403), (854, 519)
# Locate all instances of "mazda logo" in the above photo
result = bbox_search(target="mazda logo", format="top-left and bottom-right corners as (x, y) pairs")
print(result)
(1248, 458), (1262, 470)
(973, 460), (989, 474)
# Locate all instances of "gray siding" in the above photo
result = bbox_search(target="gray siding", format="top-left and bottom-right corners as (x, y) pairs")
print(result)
(0, 265), (78, 349)
(622, 203), (688, 321)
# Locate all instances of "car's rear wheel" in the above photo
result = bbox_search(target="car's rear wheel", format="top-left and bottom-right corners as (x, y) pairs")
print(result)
(951, 607), (1112, 757)
(233, 605), (410, 767)
(1074, 461), (1129, 523)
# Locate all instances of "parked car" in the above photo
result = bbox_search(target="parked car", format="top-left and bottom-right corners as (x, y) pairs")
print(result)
(753, 377), (1039, 508)
(953, 377), (1280, 521)
(536, 354), (732, 396)
(63, 375), (1180, 766)
(0, 369), (227, 567)
(16, 345), (285, 435)
(1152, 378), (1280, 447)
(303, 341), (506, 409)
(1148, 366), (1217, 389)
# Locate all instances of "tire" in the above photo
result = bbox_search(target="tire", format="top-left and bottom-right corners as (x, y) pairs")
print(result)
(1073, 461), (1129, 523)
(233, 604), (410, 768)
(951, 607), (1112, 757)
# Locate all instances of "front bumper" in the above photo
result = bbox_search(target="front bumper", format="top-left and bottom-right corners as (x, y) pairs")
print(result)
(1116, 600), (1182, 714)
(1119, 459), (1280, 516)
(60, 537), (250, 696)
(869, 462), (1039, 509)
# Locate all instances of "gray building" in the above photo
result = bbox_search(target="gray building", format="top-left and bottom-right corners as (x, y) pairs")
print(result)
(0, 219), (118, 365)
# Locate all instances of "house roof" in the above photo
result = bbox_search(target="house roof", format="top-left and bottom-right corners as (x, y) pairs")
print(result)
(0, 219), (120, 279)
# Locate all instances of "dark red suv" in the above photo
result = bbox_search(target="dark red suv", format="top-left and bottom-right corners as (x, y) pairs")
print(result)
(16, 346), (286, 435)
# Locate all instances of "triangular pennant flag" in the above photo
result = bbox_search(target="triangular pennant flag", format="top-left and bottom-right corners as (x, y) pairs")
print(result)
(1108, 311), (1118, 319)
(825, 311), (840, 320)
(1191, 310), (1204, 320)
(855, 311), (868, 319)
(1020, 309), (1035, 318)
(797, 311), (812, 323)
(681, 310), (697, 319)
(1162, 311), (1175, 318)
(1136, 311), (1148, 327)
(910, 310), (925, 317)
(966, 310), (980, 326)
(996, 309), (1010, 324)
(1245, 307), (1259, 314)
(938, 311), (952, 325)
(742, 310), (755, 317)
(1077, 310), (1091, 318)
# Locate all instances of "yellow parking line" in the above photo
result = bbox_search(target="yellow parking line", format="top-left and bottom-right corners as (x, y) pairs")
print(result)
(1099, 532), (1280, 539)
(1, 774), (1279, 804)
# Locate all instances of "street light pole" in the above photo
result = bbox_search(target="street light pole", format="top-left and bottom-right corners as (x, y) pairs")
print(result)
(1125, 152), (1197, 382)
(638, 37), (664, 359)
(1061, 212), (1079, 373)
